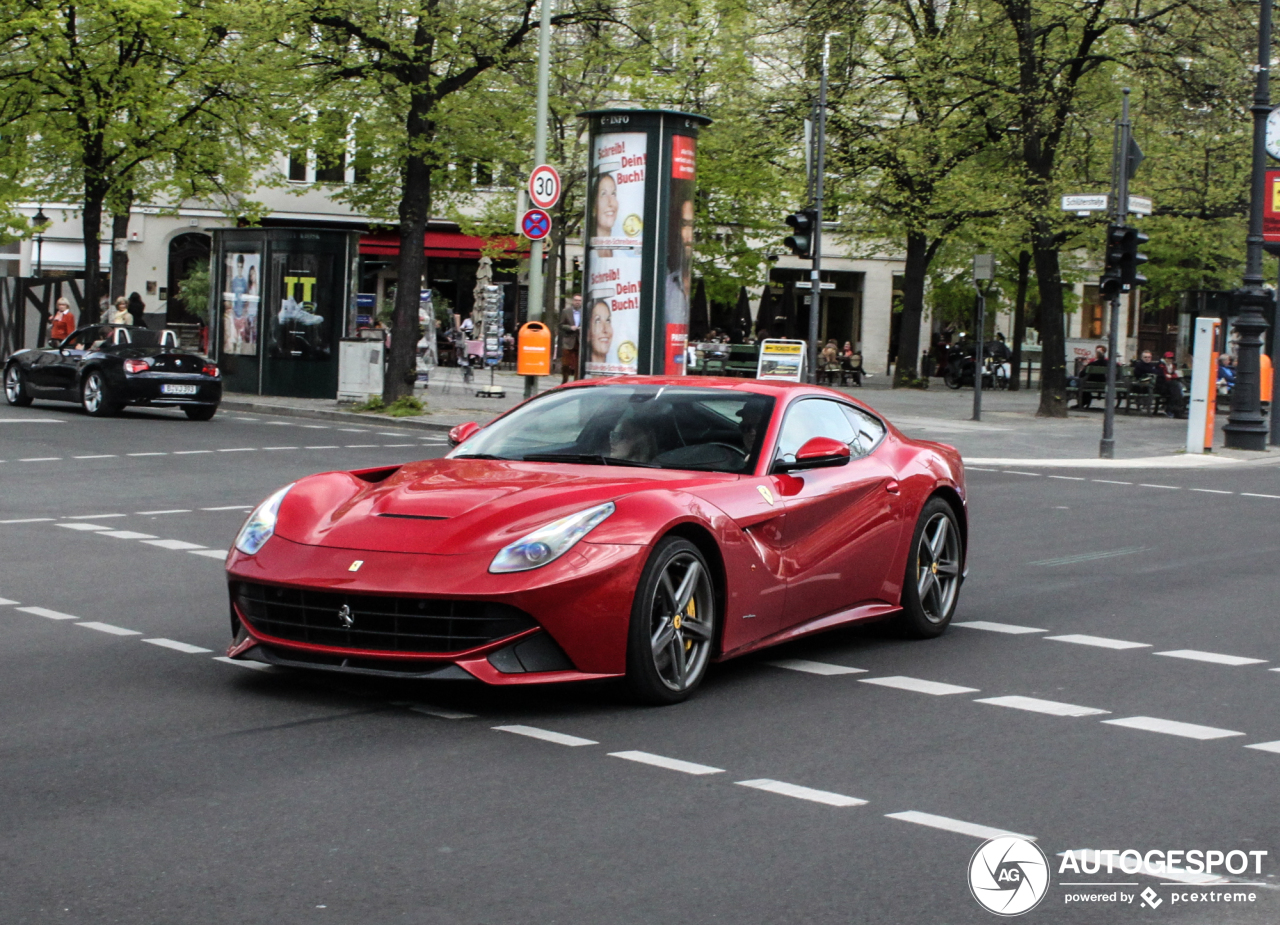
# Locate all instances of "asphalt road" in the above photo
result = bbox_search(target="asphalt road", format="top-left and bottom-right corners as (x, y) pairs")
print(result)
(3, 401), (1280, 924)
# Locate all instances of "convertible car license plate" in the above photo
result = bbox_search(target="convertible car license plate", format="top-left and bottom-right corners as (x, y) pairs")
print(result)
(161, 384), (198, 395)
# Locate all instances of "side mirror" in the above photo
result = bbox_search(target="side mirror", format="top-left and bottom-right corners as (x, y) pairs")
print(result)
(774, 436), (851, 472)
(448, 421), (480, 447)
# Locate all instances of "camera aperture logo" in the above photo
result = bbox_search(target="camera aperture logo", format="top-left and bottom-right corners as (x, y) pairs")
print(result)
(969, 836), (1050, 916)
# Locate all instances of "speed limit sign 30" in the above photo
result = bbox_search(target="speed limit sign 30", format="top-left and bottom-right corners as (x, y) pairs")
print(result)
(528, 164), (561, 210)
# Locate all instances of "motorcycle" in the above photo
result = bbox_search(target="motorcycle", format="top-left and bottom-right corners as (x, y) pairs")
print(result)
(942, 344), (1010, 391)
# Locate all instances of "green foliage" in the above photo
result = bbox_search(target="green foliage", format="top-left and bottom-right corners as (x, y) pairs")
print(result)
(385, 395), (425, 416)
(353, 395), (386, 412)
(176, 260), (212, 322)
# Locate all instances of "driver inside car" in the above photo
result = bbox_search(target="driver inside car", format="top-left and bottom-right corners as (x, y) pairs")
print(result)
(609, 411), (657, 463)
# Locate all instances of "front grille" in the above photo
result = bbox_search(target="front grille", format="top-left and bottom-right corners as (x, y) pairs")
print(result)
(233, 581), (536, 654)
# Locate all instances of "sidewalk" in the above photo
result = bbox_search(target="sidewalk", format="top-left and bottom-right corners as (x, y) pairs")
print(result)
(222, 370), (1279, 467)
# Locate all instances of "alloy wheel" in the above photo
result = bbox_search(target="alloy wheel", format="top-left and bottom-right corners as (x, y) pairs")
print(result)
(915, 512), (960, 623)
(5, 366), (20, 402)
(647, 552), (714, 691)
(83, 373), (103, 413)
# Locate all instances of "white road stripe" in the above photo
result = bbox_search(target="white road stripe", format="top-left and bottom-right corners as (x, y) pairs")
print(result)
(299, 424), (329, 429)
(142, 539), (207, 551)
(17, 606), (78, 620)
(975, 695), (1109, 717)
(127, 452), (167, 457)
(100, 531), (157, 540)
(217, 447), (255, 452)
(1030, 547), (1147, 566)
(1189, 488), (1232, 494)
(76, 621), (141, 636)
(860, 676), (978, 696)
(887, 810), (1035, 841)
(377, 432), (406, 436)
(736, 779), (866, 806)
(0, 517), (53, 524)
(1242, 492), (1280, 499)
(344, 444), (379, 448)
(1046, 633), (1150, 650)
(767, 658), (866, 676)
(0, 597), (17, 605)
(1003, 471), (1042, 477)
(20, 457), (61, 461)
(1102, 716), (1244, 740)
(189, 549), (228, 559)
(173, 450), (212, 455)
(67, 512), (126, 519)
(493, 724), (597, 746)
(1138, 483), (1180, 490)
(338, 428), (367, 432)
(305, 445), (339, 449)
(953, 621), (1047, 634)
(1155, 649), (1266, 667)
(409, 705), (476, 720)
(74, 454), (116, 459)
(263, 446), (298, 450)
(1047, 475), (1086, 481)
(1245, 741), (1280, 754)
(143, 638), (213, 654)
(212, 656), (274, 670)
(1092, 479), (1133, 485)
(383, 443), (416, 447)
(202, 505), (253, 511)
(608, 750), (724, 775)
(56, 522), (112, 531)
(136, 509), (191, 515)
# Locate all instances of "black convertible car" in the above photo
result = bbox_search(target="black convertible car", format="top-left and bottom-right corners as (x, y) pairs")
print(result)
(4, 324), (222, 419)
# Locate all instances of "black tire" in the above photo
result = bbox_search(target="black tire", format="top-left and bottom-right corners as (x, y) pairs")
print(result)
(4, 364), (32, 406)
(896, 497), (964, 638)
(625, 537), (717, 705)
(184, 405), (217, 421)
(943, 367), (962, 390)
(80, 370), (122, 417)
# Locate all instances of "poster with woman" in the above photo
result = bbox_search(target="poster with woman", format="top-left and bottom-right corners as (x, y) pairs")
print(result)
(584, 251), (642, 377)
(222, 251), (260, 355)
(588, 132), (646, 250)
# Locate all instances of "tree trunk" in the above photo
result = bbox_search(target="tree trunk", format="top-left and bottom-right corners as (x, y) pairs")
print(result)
(109, 196), (132, 303)
(385, 94), (434, 403)
(1009, 249), (1030, 391)
(894, 229), (928, 387)
(81, 187), (106, 325)
(1032, 223), (1068, 416)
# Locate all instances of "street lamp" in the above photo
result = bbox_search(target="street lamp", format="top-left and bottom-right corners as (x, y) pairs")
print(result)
(1225, 0), (1273, 449)
(32, 207), (48, 278)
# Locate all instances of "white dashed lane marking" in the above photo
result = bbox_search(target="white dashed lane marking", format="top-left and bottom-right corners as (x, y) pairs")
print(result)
(202, 505), (252, 511)
(953, 621), (1047, 634)
(609, 751), (725, 775)
(67, 512), (125, 519)
(408, 705), (476, 720)
(16, 606), (77, 620)
(1046, 633), (1150, 650)
(735, 779), (867, 807)
(859, 676), (978, 696)
(217, 447), (256, 453)
(143, 638), (213, 654)
(886, 811), (1035, 841)
(136, 509), (191, 515)
(0, 596), (17, 605)
(1047, 475), (1085, 481)
(100, 531), (157, 540)
(212, 656), (274, 670)
(493, 725), (597, 747)
(73, 454), (116, 459)
(56, 522), (111, 532)
(20, 457), (60, 461)
(189, 549), (229, 559)
(1138, 483), (1180, 490)
(1242, 492), (1280, 499)
(127, 452), (165, 457)
(1102, 716), (1245, 741)
(1092, 479), (1132, 485)
(767, 658), (866, 676)
(1155, 649), (1267, 667)
(76, 622), (141, 636)
(0, 518), (52, 524)
(1030, 546), (1147, 566)
(1245, 741), (1280, 754)
(975, 695), (1109, 718)
(1190, 488), (1232, 494)
(173, 450), (212, 455)
(143, 539), (206, 551)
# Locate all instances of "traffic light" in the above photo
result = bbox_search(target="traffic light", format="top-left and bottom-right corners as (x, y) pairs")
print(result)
(784, 209), (817, 258)
(1100, 223), (1148, 296)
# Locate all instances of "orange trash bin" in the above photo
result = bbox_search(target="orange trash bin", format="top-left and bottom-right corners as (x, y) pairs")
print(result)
(517, 321), (552, 375)
(1263, 353), (1273, 404)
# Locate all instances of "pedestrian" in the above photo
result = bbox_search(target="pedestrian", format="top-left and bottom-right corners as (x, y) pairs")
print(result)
(108, 296), (133, 325)
(1159, 351), (1186, 418)
(1075, 345), (1108, 409)
(560, 293), (582, 383)
(128, 292), (145, 326)
(49, 297), (76, 343)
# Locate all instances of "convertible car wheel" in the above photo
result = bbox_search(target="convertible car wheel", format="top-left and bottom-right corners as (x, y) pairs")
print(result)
(184, 405), (218, 421)
(4, 365), (32, 406)
(626, 537), (717, 704)
(81, 371), (121, 417)
(897, 497), (963, 638)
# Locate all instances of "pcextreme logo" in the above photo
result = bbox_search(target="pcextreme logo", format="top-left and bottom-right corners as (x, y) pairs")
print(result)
(969, 836), (1050, 916)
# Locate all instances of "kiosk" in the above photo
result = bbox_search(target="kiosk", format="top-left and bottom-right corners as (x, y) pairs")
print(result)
(579, 109), (711, 378)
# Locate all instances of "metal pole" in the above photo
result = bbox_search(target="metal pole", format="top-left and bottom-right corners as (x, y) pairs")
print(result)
(1272, 258), (1280, 444)
(1101, 89), (1131, 459)
(973, 290), (984, 421)
(523, 0), (553, 401)
(35, 235), (43, 277)
(1225, 0), (1273, 449)
(807, 35), (831, 384)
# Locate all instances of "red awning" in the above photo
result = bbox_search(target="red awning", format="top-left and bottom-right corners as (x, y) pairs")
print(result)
(359, 230), (526, 260)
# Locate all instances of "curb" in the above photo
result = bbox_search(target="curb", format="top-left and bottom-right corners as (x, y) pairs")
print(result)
(219, 398), (455, 434)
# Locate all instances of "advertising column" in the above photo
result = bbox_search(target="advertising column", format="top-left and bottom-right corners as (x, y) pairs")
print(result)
(580, 109), (711, 378)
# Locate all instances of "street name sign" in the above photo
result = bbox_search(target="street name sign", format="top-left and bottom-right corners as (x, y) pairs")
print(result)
(528, 165), (561, 210)
(1061, 194), (1108, 212)
(1128, 195), (1153, 216)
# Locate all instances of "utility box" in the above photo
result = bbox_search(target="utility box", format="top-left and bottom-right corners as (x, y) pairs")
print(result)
(338, 338), (384, 402)
(517, 321), (552, 375)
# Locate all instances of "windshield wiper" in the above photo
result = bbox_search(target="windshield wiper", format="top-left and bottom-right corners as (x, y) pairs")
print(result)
(453, 453), (507, 460)
(522, 453), (658, 468)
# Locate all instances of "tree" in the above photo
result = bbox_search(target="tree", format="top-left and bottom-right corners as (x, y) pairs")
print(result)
(0, 0), (275, 322)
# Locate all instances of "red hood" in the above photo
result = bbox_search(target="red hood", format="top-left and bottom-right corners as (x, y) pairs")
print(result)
(273, 458), (736, 554)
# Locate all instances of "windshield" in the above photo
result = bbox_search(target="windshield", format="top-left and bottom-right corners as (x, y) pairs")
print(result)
(451, 385), (775, 474)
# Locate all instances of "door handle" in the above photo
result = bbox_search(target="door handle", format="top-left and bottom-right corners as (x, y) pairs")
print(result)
(885, 479), (900, 494)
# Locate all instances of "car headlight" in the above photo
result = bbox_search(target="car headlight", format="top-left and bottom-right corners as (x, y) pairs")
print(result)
(234, 483), (294, 555)
(489, 501), (616, 573)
